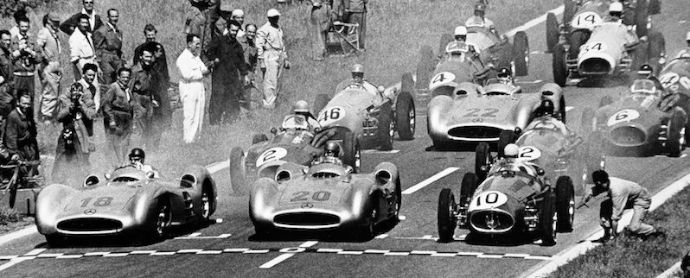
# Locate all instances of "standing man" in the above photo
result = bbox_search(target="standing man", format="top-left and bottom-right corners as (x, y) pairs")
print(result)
(93, 8), (123, 85)
(11, 16), (41, 102)
(184, 0), (219, 56)
(131, 43), (168, 150)
(465, 2), (495, 30)
(207, 19), (249, 125)
(0, 30), (15, 117)
(230, 9), (246, 39)
(133, 25), (171, 134)
(256, 9), (291, 109)
(77, 63), (101, 114)
(4, 93), (39, 167)
(38, 61), (61, 124)
(36, 13), (62, 122)
(310, 1), (331, 61)
(344, 0), (368, 50)
(59, 0), (104, 35)
(239, 23), (259, 110)
(580, 170), (666, 241)
(176, 34), (210, 144)
(102, 68), (138, 165)
(69, 14), (97, 81)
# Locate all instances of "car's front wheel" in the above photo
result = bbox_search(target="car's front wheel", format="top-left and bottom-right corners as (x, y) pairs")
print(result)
(147, 198), (172, 243)
(555, 176), (575, 232)
(539, 192), (557, 246)
(437, 188), (457, 242)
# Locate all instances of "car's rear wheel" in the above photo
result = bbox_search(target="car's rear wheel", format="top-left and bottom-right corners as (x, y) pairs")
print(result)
(552, 44), (568, 87)
(513, 31), (530, 77)
(252, 133), (269, 145)
(546, 13), (560, 53)
(665, 111), (685, 157)
(395, 85), (416, 141)
(313, 94), (330, 116)
(394, 176), (402, 219)
(200, 186), (213, 222)
(437, 188), (457, 242)
(356, 193), (381, 241)
(539, 192), (557, 246)
(475, 142), (492, 182)
(416, 45), (435, 90)
(342, 130), (361, 173)
(230, 147), (249, 195)
(555, 176), (575, 232)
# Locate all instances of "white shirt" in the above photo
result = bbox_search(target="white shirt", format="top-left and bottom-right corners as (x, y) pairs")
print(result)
(176, 48), (208, 95)
(69, 29), (95, 62)
(256, 22), (285, 58)
(82, 8), (97, 31)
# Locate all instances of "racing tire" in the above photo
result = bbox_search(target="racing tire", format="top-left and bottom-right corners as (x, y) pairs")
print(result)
(552, 44), (568, 87)
(555, 176), (575, 232)
(200, 185), (213, 222)
(394, 176), (402, 219)
(559, 95), (567, 124)
(498, 130), (517, 158)
(438, 33), (454, 58)
(598, 95), (613, 108)
(342, 130), (362, 173)
(546, 13), (560, 53)
(634, 0), (649, 38)
(580, 107), (595, 135)
(513, 31), (530, 77)
(437, 188), (457, 243)
(648, 0), (661, 15)
(475, 142), (492, 182)
(563, 0), (577, 26)
(147, 197), (172, 243)
(252, 133), (269, 145)
(230, 147), (249, 195)
(377, 103), (394, 151)
(416, 45), (435, 89)
(539, 192), (558, 246)
(8, 180), (17, 209)
(460, 172), (479, 207)
(395, 87), (416, 141)
(665, 111), (685, 157)
(356, 193), (382, 241)
(313, 94), (330, 116)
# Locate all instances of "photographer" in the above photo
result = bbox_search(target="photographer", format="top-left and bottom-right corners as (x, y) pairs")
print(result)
(11, 16), (42, 102)
(51, 82), (96, 183)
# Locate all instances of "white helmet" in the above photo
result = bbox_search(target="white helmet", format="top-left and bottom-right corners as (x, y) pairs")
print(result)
(267, 8), (281, 17)
(454, 26), (468, 36)
(609, 2), (623, 13)
(504, 144), (519, 158)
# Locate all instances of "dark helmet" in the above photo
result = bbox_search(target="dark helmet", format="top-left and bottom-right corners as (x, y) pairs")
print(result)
(537, 99), (555, 117)
(474, 3), (487, 14)
(325, 141), (340, 157)
(638, 64), (653, 77)
(592, 170), (609, 184)
(129, 148), (146, 161)
(497, 67), (511, 79)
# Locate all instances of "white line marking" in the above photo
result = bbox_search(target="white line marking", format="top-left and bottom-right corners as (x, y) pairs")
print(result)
(504, 253), (530, 258)
(223, 248), (250, 253)
(56, 254), (83, 259)
(84, 252), (110, 257)
(457, 251), (483, 256)
(207, 159), (230, 174)
(410, 250), (437, 255)
(103, 253), (129, 257)
(565, 106), (574, 112)
(299, 241), (318, 248)
(655, 261), (682, 278)
(259, 254), (295, 269)
(24, 249), (45, 256)
(431, 252), (457, 257)
(478, 254), (504, 259)
(150, 251), (176, 256)
(362, 150), (400, 154)
(375, 233), (389, 239)
(363, 249), (390, 254)
(337, 251), (364, 255)
(36, 253), (61, 258)
(197, 250), (223, 255)
(0, 225), (38, 246)
(177, 249), (203, 254)
(505, 5), (565, 37)
(243, 250), (270, 254)
(129, 250), (157, 255)
(523, 172), (690, 277)
(402, 167), (460, 195)
(0, 257), (33, 272)
(187, 233), (201, 237)
(525, 256), (553, 261)
(316, 248), (342, 253)
(0, 256), (18, 260)
(384, 252), (410, 256)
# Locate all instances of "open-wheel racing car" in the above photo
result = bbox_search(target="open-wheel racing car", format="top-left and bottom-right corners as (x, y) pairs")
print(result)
(249, 158), (401, 240)
(657, 56), (690, 117)
(311, 76), (416, 152)
(437, 142), (576, 245)
(583, 78), (688, 157)
(427, 81), (566, 150)
(35, 165), (217, 245)
(549, 1), (665, 86)
(230, 113), (361, 195)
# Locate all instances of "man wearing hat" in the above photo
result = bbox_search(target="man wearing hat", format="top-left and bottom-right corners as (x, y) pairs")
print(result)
(310, 0), (330, 61)
(230, 9), (246, 39)
(256, 8), (291, 109)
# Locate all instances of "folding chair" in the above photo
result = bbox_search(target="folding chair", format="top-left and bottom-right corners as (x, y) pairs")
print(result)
(327, 21), (363, 55)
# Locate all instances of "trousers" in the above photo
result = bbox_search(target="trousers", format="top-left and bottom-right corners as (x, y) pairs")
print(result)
(261, 50), (284, 108)
(181, 87), (205, 143)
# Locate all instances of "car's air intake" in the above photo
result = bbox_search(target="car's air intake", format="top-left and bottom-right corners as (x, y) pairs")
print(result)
(57, 218), (123, 232)
(448, 126), (502, 140)
(470, 210), (514, 233)
(274, 212), (340, 226)
(610, 126), (646, 146)
(312, 172), (340, 179)
(579, 58), (611, 75)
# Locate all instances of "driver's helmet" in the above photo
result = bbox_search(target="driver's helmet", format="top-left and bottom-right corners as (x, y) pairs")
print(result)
(351, 64), (364, 80)
(504, 143), (519, 158)
(324, 141), (340, 158)
(129, 148), (145, 164)
(630, 79), (658, 96)
(536, 99), (555, 117)
(608, 2), (623, 17)
(474, 3), (486, 16)
(637, 64), (653, 78)
(454, 25), (468, 41)
(293, 100), (310, 115)
(497, 67), (512, 84)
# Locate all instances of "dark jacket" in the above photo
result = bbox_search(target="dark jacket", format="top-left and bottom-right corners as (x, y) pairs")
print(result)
(207, 34), (248, 86)
(59, 12), (104, 35)
(3, 108), (38, 160)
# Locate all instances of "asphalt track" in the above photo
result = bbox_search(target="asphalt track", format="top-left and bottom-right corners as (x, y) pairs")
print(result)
(2, 2), (690, 277)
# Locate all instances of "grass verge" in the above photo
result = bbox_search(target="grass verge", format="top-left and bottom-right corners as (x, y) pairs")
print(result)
(550, 186), (690, 278)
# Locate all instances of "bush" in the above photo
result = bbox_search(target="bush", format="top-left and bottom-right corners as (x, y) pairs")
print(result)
(0, 0), (50, 19)
(0, 207), (20, 225)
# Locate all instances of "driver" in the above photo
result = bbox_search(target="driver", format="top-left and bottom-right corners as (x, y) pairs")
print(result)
(286, 100), (320, 133)
(496, 67), (513, 85)
(529, 99), (570, 136)
(445, 26), (480, 57)
(636, 64), (664, 90)
(465, 3), (496, 32)
(127, 148), (160, 178)
(493, 144), (543, 182)
(674, 31), (690, 58)
(346, 64), (378, 94)
(599, 2), (639, 51)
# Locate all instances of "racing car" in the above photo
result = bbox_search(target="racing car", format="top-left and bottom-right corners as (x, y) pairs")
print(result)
(427, 81), (566, 149)
(35, 165), (217, 245)
(311, 78), (416, 151)
(657, 56), (690, 116)
(249, 160), (401, 240)
(230, 114), (360, 195)
(437, 143), (575, 245)
(413, 26), (530, 109)
(550, 1), (665, 86)
(583, 78), (687, 157)
(546, 0), (661, 53)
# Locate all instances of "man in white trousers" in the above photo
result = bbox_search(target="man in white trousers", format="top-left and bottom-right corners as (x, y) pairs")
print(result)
(176, 34), (209, 144)
(256, 8), (290, 109)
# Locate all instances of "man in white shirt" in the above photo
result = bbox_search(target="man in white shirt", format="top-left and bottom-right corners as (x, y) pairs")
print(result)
(176, 34), (210, 144)
(69, 14), (97, 81)
(256, 8), (291, 109)
(59, 0), (104, 35)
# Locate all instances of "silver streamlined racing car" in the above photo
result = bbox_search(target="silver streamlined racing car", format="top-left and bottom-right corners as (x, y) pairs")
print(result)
(35, 165), (217, 245)
(230, 114), (361, 195)
(249, 160), (401, 240)
(311, 79), (416, 151)
(427, 81), (566, 149)
(437, 143), (575, 245)
(584, 78), (688, 157)
(412, 26), (530, 108)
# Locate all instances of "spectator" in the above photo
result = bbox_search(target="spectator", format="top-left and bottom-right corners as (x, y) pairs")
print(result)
(131, 43), (168, 150)
(310, 1), (330, 61)
(93, 8), (124, 85)
(38, 61), (61, 124)
(4, 93), (39, 171)
(77, 63), (100, 114)
(59, 0), (104, 35)
(10, 1), (40, 38)
(239, 23), (258, 110)
(102, 68), (138, 165)
(52, 82), (96, 183)
(36, 13), (62, 122)
(11, 16), (41, 103)
(176, 34), (210, 144)
(207, 19), (249, 125)
(256, 8), (291, 109)
(344, 0), (368, 50)
(184, 0), (219, 55)
(0, 30), (14, 117)
(230, 9), (245, 39)
(133, 24), (169, 86)
(69, 14), (97, 81)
